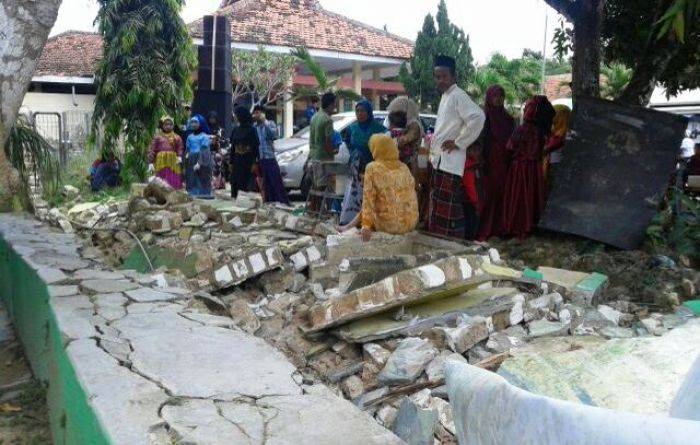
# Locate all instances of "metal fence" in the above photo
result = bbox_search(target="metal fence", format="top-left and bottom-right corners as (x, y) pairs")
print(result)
(30, 110), (94, 166)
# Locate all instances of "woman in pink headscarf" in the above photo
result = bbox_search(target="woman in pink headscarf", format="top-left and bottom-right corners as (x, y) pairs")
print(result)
(476, 85), (515, 240)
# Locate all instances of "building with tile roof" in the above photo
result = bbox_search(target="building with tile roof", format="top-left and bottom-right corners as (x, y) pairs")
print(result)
(26, 0), (414, 137)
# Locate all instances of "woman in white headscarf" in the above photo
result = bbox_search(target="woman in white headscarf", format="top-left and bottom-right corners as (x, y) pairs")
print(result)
(387, 95), (428, 221)
(387, 96), (424, 168)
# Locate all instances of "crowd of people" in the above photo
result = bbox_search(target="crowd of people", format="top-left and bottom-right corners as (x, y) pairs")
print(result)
(93, 54), (575, 243)
(142, 106), (289, 205)
(308, 55), (569, 242)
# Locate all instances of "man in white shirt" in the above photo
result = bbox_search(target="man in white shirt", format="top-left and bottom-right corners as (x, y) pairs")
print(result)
(427, 55), (485, 238)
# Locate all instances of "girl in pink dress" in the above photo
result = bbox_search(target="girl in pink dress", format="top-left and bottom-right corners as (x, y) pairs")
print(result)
(148, 115), (184, 189)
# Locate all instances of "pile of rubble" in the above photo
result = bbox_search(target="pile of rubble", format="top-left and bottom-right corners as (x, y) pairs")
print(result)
(38, 179), (699, 444)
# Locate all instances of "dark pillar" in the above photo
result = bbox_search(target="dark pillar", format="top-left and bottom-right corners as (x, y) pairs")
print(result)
(192, 15), (233, 138)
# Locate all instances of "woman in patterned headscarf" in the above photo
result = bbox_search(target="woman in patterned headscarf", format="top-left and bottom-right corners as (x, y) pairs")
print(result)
(148, 115), (184, 189)
(360, 134), (419, 241)
(501, 95), (555, 239)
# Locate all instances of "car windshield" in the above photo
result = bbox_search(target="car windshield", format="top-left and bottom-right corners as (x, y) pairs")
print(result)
(293, 115), (354, 139)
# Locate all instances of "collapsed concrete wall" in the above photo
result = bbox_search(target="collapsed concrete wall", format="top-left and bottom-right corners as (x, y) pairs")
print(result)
(0, 214), (403, 444)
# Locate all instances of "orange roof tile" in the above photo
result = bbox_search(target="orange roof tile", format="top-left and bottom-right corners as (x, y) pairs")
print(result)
(35, 31), (103, 78)
(189, 0), (414, 60)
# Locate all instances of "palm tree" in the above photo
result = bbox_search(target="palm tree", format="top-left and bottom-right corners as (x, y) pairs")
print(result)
(291, 47), (361, 102)
(3, 117), (61, 209)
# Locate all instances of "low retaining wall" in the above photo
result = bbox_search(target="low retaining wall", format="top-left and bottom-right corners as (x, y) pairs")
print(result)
(0, 220), (108, 444)
(0, 214), (400, 444)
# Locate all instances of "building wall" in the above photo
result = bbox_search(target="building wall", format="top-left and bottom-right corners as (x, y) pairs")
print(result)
(20, 92), (95, 116)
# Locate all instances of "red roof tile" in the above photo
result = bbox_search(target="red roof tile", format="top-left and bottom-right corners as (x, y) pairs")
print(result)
(544, 74), (572, 101)
(189, 0), (414, 60)
(36, 31), (103, 78)
(37, 1), (414, 79)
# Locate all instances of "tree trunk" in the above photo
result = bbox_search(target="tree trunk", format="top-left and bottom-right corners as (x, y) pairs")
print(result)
(544, 0), (605, 100)
(570, 2), (604, 100)
(0, 0), (62, 210)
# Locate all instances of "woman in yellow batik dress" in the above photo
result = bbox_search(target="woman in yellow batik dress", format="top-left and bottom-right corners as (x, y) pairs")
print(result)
(360, 134), (419, 242)
(148, 115), (184, 189)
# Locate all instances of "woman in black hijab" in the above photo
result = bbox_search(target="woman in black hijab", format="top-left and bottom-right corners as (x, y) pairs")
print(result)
(229, 106), (260, 199)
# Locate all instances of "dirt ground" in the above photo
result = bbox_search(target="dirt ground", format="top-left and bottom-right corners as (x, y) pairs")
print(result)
(0, 334), (50, 445)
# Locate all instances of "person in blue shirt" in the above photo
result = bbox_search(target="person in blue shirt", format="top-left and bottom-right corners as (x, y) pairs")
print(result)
(185, 115), (214, 198)
(339, 99), (386, 225)
(253, 105), (289, 205)
(305, 97), (319, 127)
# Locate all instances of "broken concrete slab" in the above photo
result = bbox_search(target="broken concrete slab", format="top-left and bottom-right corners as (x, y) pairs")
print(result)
(261, 386), (403, 445)
(80, 279), (140, 294)
(499, 319), (700, 415)
(73, 269), (126, 280)
(36, 267), (69, 285)
(124, 287), (182, 303)
(210, 247), (284, 290)
(127, 325), (301, 399)
(392, 397), (438, 445)
(437, 315), (489, 354)
(289, 244), (324, 272)
(161, 398), (261, 444)
(48, 285), (79, 298)
(68, 339), (169, 444)
(334, 286), (517, 343)
(377, 337), (438, 386)
(308, 256), (482, 332)
(51, 295), (97, 341)
(527, 319), (570, 338)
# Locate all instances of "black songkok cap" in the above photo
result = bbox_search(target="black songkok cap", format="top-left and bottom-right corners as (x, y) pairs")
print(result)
(434, 55), (456, 71)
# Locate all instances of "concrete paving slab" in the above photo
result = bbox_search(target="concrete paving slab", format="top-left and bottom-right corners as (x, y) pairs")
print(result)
(127, 326), (301, 399)
(68, 339), (169, 445)
(81, 279), (140, 294)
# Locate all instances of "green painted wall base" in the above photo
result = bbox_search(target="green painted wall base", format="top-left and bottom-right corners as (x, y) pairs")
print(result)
(0, 237), (110, 444)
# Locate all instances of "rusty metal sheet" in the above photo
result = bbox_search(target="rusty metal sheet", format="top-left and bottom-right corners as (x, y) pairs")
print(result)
(539, 98), (688, 250)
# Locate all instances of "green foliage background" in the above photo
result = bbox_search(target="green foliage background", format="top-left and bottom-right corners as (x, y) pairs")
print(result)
(399, 0), (475, 111)
(91, 0), (196, 183)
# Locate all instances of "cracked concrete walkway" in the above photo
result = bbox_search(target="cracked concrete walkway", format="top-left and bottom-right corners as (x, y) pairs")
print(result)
(0, 214), (402, 444)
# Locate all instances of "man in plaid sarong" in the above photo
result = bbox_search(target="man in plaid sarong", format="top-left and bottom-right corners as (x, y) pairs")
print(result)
(428, 55), (485, 238)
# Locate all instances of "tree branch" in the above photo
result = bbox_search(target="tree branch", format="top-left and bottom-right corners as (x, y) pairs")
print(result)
(543, 0), (577, 20)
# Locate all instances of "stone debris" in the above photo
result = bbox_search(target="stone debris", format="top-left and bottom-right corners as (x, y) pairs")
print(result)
(210, 247), (284, 290)
(392, 396), (438, 445)
(17, 176), (700, 445)
(378, 338), (439, 386)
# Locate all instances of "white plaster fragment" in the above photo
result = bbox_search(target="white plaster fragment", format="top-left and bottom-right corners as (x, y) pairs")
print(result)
(417, 265), (446, 289)
(284, 215), (299, 229)
(290, 252), (308, 271)
(215, 266), (233, 285)
(232, 260), (249, 278)
(306, 245), (322, 263)
(266, 247), (279, 266)
(458, 257), (473, 279)
(249, 253), (266, 274)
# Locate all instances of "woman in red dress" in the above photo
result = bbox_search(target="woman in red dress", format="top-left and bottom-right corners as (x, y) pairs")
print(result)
(501, 95), (555, 239)
(476, 85), (515, 241)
